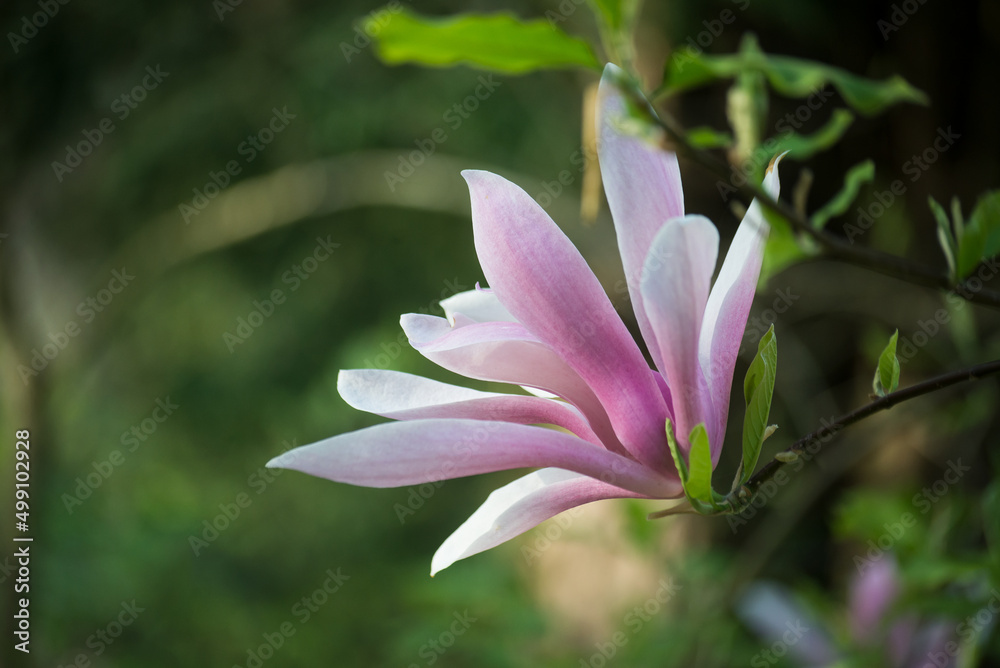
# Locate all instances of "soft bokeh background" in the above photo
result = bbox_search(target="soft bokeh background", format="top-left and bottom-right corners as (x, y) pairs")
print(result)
(2, 0), (999, 666)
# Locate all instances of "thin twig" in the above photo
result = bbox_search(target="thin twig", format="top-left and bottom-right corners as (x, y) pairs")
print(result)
(743, 359), (1000, 495)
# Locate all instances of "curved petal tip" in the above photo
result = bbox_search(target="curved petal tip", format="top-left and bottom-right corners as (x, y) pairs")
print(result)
(265, 453), (287, 469)
(766, 151), (789, 176)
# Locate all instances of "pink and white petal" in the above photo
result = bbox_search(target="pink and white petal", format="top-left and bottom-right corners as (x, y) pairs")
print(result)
(464, 170), (670, 472)
(337, 369), (602, 444)
(440, 287), (516, 325)
(849, 555), (900, 644)
(401, 314), (627, 456)
(597, 63), (685, 373)
(431, 468), (663, 575)
(402, 315), (580, 396)
(697, 160), (781, 454)
(639, 214), (719, 449)
(266, 419), (677, 498)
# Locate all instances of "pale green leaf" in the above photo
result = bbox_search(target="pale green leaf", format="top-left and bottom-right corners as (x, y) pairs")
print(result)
(771, 109), (855, 160)
(929, 196), (957, 280)
(661, 47), (926, 115)
(368, 11), (600, 74)
(726, 35), (768, 165)
(685, 423), (715, 505)
(957, 191), (1000, 278)
(811, 160), (875, 228)
(687, 126), (733, 149)
(759, 207), (815, 285)
(740, 325), (777, 485)
(873, 329), (900, 397)
(586, 0), (623, 29)
(664, 419), (688, 484)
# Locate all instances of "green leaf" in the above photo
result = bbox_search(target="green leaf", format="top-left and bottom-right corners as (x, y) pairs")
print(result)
(740, 325), (777, 485)
(873, 329), (900, 397)
(726, 35), (768, 165)
(665, 420), (720, 513)
(771, 109), (855, 160)
(586, 0), (623, 29)
(810, 160), (875, 228)
(957, 190), (1000, 278)
(664, 419), (688, 484)
(685, 423), (715, 505)
(951, 197), (965, 239)
(687, 126), (733, 149)
(367, 11), (600, 74)
(759, 207), (815, 285)
(929, 196), (957, 280)
(661, 46), (926, 115)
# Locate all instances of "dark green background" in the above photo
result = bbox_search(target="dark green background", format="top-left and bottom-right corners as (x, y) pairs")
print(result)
(2, 0), (998, 666)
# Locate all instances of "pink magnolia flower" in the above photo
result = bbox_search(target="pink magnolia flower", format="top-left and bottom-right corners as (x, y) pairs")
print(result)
(268, 64), (782, 574)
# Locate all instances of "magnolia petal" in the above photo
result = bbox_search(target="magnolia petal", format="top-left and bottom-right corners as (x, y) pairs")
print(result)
(463, 169), (670, 472)
(337, 369), (602, 444)
(597, 63), (685, 373)
(431, 468), (656, 575)
(266, 419), (677, 498)
(640, 214), (719, 448)
(737, 582), (839, 666)
(697, 160), (781, 455)
(849, 555), (900, 644)
(440, 287), (516, 325)
(400, 314), (625, 454)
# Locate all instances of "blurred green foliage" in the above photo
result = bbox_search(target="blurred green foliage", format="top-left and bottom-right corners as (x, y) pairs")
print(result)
(1, 0), (999, 667)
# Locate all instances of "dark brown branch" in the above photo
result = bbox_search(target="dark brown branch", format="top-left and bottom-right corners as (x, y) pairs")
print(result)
(743, 359), (1000, 495)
